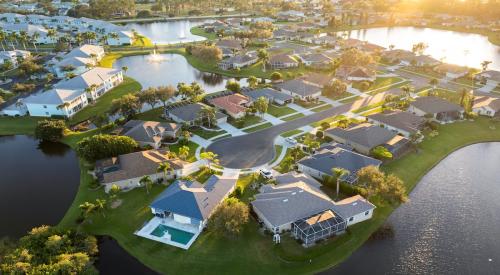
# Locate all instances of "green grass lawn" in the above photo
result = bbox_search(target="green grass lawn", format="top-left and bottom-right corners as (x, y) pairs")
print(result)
(53, 116), (500, 275)
(69, 77), (142, 124)
(229, 115), (263, 129)
(244, 122), (273, 133)
(311, 104), (332, 113)
(190, 27), (218, 40)
(133, 107), (168, 122)
(0, 116), (44, 135)
(270, 145), (283, 164)
(267, 104), (296, 117)
(323, 91), (354, 101)
(167, 141), (199, 162)
(420, 88), (462, 104)
(352, 101), (385, 114)
(281, 129), (303, 137)
(187, 167), (221, 183)
(281, 113), (305, 121)
(189, 127), (226, 139)
(295, 100), (325, 109)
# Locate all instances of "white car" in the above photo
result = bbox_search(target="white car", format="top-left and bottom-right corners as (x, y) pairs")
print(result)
(259, 169), (273, 179)
(285, 137), (297, 145)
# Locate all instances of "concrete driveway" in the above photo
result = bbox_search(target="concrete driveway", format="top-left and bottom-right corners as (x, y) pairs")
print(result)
(207, 90), (402, 168)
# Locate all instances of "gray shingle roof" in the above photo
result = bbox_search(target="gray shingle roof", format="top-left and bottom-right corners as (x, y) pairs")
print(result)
(166, 103), (226, 122)
(325, 123), (398, 149)
(298, 147), (381, 182)
(410, 96), (464, 114)
(150, 175), (236, 221)
(367, 110), (425, 135)
(55, 67), (121, 90)
(243, 87), (293, 102)
(276, 79), (321, 97)
(332, 195), (375, 219)
(121, 120), (179, 144)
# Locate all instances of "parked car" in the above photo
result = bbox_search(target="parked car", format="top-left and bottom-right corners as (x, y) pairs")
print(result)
(285, 137), (297, 145)
(259, 169), (273, 179)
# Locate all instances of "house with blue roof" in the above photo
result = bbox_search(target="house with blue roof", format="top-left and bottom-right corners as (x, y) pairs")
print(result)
(135, 175), (237, 249)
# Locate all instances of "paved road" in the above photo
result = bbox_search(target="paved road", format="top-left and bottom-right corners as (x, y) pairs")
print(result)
(207, 91), (401, 168)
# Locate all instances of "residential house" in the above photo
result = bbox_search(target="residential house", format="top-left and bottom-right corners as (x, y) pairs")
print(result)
(215, 39), (243, 52)
(119, 120), (180, 149)
(55, 67), (123, 101)
(138, 175), (236, 249)
(472, 94), (500, 117)
(242, 87), (294, 105)
(367, 110), (426, 138)
(300, 72), (336, 88)
(297, 146), (382, 184)
(381, 49), (416, 65)
(165, 102), (228, 126)
(268, 53), (299, 70)
(273, 29), (300, 40)
(218, 52), (258, 70)
(0, 50), (30, 67)
(275, 79), (322, 101)
(358, 42), (385, 54)
(476, 70), (500, 87)
(297, 53), (332, 69)
(408, 96), (464, 123)
(298, 32), (326, 44)
(411, 55), (441, 67)
(434, 63), (469, 80)
(339, 38), (365, 50)
(336, 65), (376, 82)
(324, 123), (410, 156)
(24, 88), (88, 118)
(95, 149), (188, 191)
(251, 171), (375, 246)
(311, 35), (337, 46)
(208, 93), (250, 119)
(276, 10), (305, 21)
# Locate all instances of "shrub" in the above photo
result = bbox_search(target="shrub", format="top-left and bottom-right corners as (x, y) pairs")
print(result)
(76, 134), (138, 161)
(271, 72), (282, 81)
(321, 121), (330, 130)
(34, 119), (66, 142)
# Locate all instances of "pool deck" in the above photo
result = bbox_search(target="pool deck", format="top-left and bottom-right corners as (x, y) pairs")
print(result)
(135, 216), (201, 250)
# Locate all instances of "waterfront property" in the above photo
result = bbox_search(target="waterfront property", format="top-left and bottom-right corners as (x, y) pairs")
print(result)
(136, 175), (237, 249)
(336, 65), (376, 82)
(242, 87), (294, 106)
(367, 110), (426, 138)
(433, 63), (469, 80)
(49, 44), (105, 78)
(408, 96), (464, 123)
(218, 52), (258, 70)
(165, 102), (228, 126)
(208, 93), (250, 119)
(324, 123), (411, 156)
(95, 149), (188, 192)
(297, 145), (382, 184)
(117, 120), (180, 149)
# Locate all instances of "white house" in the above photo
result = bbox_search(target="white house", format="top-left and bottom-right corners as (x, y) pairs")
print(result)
(24, 88), (89, 117)
(0, 50), (30, 67)
(472, 95), (500, 117)
(51, 44), (105, 78)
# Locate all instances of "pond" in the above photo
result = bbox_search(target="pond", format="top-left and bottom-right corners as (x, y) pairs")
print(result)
(123, 20), (212, 44)
(343, 27), (500, 70)
(327, 143), (500, 274)
(0, 135), (80, 238)
(113, 53), (248, 94)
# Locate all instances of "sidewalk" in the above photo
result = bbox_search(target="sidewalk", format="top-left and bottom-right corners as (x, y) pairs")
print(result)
(217, 122), (246, 136)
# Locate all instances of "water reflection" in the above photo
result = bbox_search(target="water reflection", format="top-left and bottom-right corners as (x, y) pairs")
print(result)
(113, 53), (247, 94)
(123, 20), (212, 44)
(37, 140), (72, 156)
(326, 143), (500, 274)
(343, 27), (500, 70)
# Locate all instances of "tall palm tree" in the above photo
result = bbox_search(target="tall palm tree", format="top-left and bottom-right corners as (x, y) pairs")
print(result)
(0, 29), (6, 51)
(332, 167), (349, 198)
(18, 31), (28, 50)
(247, 76), (258, 88)
(8, 32), (18, 50)
(139, 175), (153, 194)
(157, 162), (172, 181)
(199, 106), (216, 127)
(95, 199), (107, 217)
(47, 28), (57, 43)
(401, 85), (414, 101)
(178, 145), (190, 161)
(257, 49), (269, 72)
(30, 32), (40, 52)
(480, 60), (492, 72)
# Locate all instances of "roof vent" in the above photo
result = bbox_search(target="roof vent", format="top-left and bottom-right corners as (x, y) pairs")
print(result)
(353, 202), (357, 206)
(283, 199), (288, 202)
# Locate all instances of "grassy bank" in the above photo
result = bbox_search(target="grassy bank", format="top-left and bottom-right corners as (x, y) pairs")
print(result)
(0, 116), (44, 135)
(190, 26), (218, 40)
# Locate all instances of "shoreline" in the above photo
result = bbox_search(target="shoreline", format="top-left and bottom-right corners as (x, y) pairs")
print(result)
(108, 13), (251, 24)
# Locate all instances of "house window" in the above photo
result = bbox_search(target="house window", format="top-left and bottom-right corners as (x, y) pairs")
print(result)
(365, 211), (369, 216)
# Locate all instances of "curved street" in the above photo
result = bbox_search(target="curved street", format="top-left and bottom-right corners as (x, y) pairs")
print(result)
(207, 90), (401, 168)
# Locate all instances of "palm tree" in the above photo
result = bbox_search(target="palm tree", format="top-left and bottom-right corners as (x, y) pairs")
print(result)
(8, 32), (18, 50)
(200, 151), (219, 170)
(247, 76), (258, 88)
(332, 167), (349, 198)
(79, 201), (96, 223)
(157, 162), (172, 180)
(139, 175), (153, 194)
(0, 29), (6, 51)
(401, 85), (414, 100)
(47, 28), (57, 43)
(178, 145), (190, 160)
(18, 31), (28, 50)
(199, 106), (216, 127)
(257, 49), (269, 72)
(30, 32), (40, 52)
(121, 66), (128, 74)
(429, 78), (438, 92)
(95, 199), (107, 217)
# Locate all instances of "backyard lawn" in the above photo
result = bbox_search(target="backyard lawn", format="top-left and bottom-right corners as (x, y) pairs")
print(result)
(281, 129), (303, 137)
(167, 141), (199, 162)
(189, 127), (227, 139)
(267, 104), (296, 117)
(69, 77), (142, 124)
(0, 116), (44, 135)
(190, 27), (217, 40)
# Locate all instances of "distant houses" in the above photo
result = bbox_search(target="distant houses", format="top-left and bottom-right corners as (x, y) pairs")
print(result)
(165, 102), (228, 126)
(268, 53), (299, 70)
(434, 64), (469, 80)
(472, 94), (500, 117)
(218, 52), (258, 70)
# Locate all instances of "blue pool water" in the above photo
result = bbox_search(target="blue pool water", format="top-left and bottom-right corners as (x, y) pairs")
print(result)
(151, 224), (195, 245)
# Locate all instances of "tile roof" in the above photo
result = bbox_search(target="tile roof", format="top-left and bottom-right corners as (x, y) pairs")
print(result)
(208, 93), (249, 115)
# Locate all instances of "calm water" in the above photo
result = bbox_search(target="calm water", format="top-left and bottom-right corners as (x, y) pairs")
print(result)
(345, 27), (500, 70)
(124, 20), (212, 44)
(327, 143), (500, 274)
(0, 135), (80, 238)
(113, 53), (247, 93)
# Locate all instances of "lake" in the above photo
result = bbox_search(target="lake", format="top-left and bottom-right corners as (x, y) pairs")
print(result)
(344, 27), (500, 70)
(113, 53), (248, 93)
(123, 20), (212, 44)
(327, 143), (500, 274)
(0, 135), (80, 238)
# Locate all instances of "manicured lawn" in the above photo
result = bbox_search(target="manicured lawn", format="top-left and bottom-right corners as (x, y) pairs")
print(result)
(281, 113), (305, 121)
(295, 100), (325, 109)
(189, 127), (226, 139)
(188, 167), (221, 183)
(270, 145), (283, 164)
(339, 96), (361, 104)
(69, 77), (142, 124)
(0, 116), (44, 135)
(420, 88), (462, 104)
(211, 133), (231, 141)
(190, 27), (218, 40)
(133, 107), (169, 122)
(352, 101), (385, 114)
(167, 141), (199, 162)
(244, 122), (273, 133)
(229, 115), (263, 129)
(267, 104), (296, 117)
(281, 129), (303, 137)
(323, 91), (354, 101)
(274, 148), (307, 173)
(311, 104), (332, 113)
(54, 116), (500, 275)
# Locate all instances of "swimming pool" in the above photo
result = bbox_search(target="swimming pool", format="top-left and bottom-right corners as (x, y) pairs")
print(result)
(150, 224), (195, 245)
